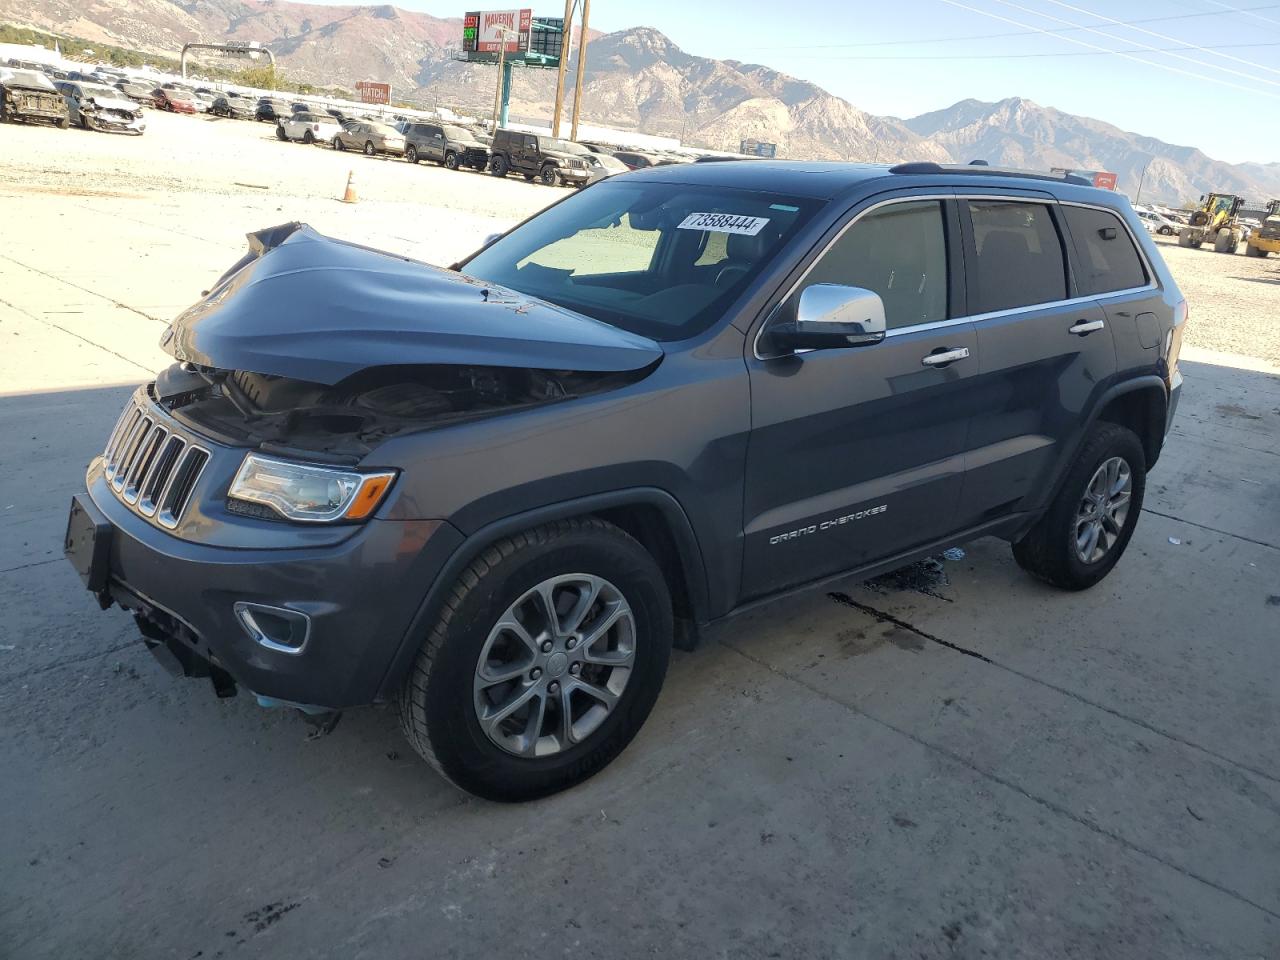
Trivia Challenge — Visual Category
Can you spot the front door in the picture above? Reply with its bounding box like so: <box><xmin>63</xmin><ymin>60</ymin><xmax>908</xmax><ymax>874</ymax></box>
<box><xmin>741</xmin><ymin>195</ymin><xmax>979</xmax><ymax>599</ymax></box>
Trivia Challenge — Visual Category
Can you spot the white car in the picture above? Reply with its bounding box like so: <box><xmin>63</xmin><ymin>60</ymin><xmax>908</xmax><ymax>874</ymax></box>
<box><xmin>1136</xmin><ymin>209</ymin><xmax>1180</xmax><ymax>236</ymax></box>
<box><xmin>277</xmin><ymin>111</ymin><xmax>341</xmax><ymax>145</ymax></box>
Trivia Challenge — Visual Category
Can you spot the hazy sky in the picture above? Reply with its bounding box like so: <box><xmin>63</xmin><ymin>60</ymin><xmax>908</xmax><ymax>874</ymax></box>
<box><xmin>324</xmin><ymin>0</ymin><xmax>1280</xmax><ymax>164</ymax></box>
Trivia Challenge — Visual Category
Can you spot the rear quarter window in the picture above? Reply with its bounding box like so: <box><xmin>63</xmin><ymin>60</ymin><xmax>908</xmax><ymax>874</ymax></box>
<box><xmin>1063</xmin><ymin>206</ymin><xmax>1149</xmax><ymax>295</ymax></box>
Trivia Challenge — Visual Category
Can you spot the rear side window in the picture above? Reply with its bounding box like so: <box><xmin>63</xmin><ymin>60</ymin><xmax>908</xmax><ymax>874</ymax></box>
<box><xmin>1062</xmin><ymin>206</ymin><xmax>1148</xmax><ymax>295</ymax></box>
<box><xmin>966</xmin><ymin>201</ymin><xmax>1067</xmax><ymax>314</ymax></box>
<box><xmin>801</xmin><ymin>199</ymin><xmax>949</xmax><ymax>330</ymax></box>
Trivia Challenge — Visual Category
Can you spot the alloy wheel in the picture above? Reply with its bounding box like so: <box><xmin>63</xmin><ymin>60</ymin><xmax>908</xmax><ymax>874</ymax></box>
<box><xmin>1075</xmin><ymin>456</ymin><xmax>1132</xmax><ymax>564</ymax></box>
<box><xmin>473</xmin><ymin>573</ymin><xmax>636</xmax><ymax>758</ymax></box>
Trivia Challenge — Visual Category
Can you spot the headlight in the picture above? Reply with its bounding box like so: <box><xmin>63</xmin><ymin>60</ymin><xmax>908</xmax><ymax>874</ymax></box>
<box><xmin>228</xmin><ymin>453</ymin><xmax>396</xmax><ymax>523</ymax></box>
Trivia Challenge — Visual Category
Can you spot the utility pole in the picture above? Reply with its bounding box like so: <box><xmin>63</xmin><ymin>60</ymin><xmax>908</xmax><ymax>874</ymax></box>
<box><xmin>1135</xmin><ymin>159</ymin><xmax>1151</xmax><ymax>205</ymax></box>
<box><xmin>569</xmin><ymin>0</ymin><xmax>591</xmax><ymax>141</ymax></box>
<box><xmin>551</xmin><ymin>0</ymin><xmax>575</xmax><ymax>138</ymax></box>
<box><xmin>490</xmin><ymin>27</ymin><xmax>513</xmax><ymax>133</ymax></box>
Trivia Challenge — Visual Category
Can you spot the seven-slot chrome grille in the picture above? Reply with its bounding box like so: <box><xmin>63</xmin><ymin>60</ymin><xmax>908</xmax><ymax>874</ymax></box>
<box><xmin>101</xmin><ymin>398</ymin><xmax>210</xmax><ymax>529</ymax></box>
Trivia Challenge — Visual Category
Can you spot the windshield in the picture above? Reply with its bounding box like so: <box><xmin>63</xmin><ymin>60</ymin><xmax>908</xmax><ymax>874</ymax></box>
<box><xmin>541</xmin><ymin>137</ymin><xmax>590</xmax><ymax>155</ymax></box>
<box><xmin>443</xmin><ymin>125</ymin><xmax>472</xmax><ymax>140</ymax></box>
<box><xmin>82</xmin><ymin>85</ymin><xmax>119</xmax><ymax>99</ymax></box>
<box><xmin>463</xmin><ymin>181</ymin><xmax>819</xmax><ymax>341</ymax></box>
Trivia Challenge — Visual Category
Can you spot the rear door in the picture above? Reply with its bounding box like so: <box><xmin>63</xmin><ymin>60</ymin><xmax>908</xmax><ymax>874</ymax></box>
<box><xmin>741</xmin><ymin>193</ymin><xmax>980</xmax><ymax>599</ymax></box>
<box><xmin>954</xmin><ymin>194</ymin><xmax>1117</xmax><ymax>524</ymax></box>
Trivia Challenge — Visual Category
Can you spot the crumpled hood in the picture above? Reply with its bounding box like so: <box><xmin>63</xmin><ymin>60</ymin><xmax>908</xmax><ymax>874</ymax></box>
<box><xmin>161</xmin><ymin>223</ymin><xmax>663</xmax><ymax>385</ymax></box>
<box><xmin>85</xmin><ymin>95</ymin><xmax>140</xmax><ymax>113</ymax></box>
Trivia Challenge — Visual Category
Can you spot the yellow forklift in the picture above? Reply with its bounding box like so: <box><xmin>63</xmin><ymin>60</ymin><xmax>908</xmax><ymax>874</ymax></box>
<box><xmin>1178</xmin><ymin>193</ymin><xmax>1245</xmax><ymax>253</ymax></box>
<box><xmin>1244</xmin><ymin>199</ymin><xmax>1280</xmax><ymax>258</ymax></box>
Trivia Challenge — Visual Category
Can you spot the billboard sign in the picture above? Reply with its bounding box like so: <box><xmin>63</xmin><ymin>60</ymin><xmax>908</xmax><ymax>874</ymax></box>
<box><xmin>1051</xmin><ymin>167</ymin><xmax>1118</xmax><ymax>190</ymax></box>
<box><xmin>356</xmin><ymin>80</ymin><xmax>391</xmax><ymax>104</ymax></box>
<box><xmin>464</xmin><ymin>9</ymin><xmax>532</xmax><ymax>54</ymax></box>
<box><xmin>740</xmin><ymin>139</ymin><xmax>778</xmax><ymax>158</ymax></box>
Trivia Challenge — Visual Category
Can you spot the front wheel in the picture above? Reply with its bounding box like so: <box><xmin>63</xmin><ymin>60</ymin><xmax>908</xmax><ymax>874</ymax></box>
<box><xmin>539</xmin><ymin>163</ymin><xmax>559</xmax><ymax>186</ymax></box>
<box><xmin>444</xmin><ymin>151</ymin><xmax>459</xmax><ymax>170</ymax></box>
<box><xmin>398</xmin><ymin>518</ymin><xmax>673</xmax><ymax>801</ymax></box>
<box><xmin>303</xmin><ymin>130</ymin><xmax>314</xmax><ymax>145</ymax></box>
<box><xmin>406</xmin><ymin>145</ymin><xmax>418</xmax><ymax>163</ymax></box>
<box><xmin>333</xmin><ymin>136</ymin><xmax>344</xmax><ymax>151</ymax></box>
<box><xmin>1213</xmin><ymin>229</ymin><xmax>1237</xmax><ymax>253</ymax></box>
<box><xmin>276</xmin><ymin>124</ymin><xmax>287</xmax><ymax>141</ymax></box>
<box><xmin>1012</xmin><ymin>422</ymin><xmax>1146</xmax><ymax>590</ymax></box>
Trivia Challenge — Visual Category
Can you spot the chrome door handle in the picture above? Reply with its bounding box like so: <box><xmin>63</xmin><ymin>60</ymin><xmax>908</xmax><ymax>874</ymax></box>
<box><xmin>1069</xmin><ymin>319</ymin><xmax>1106</xmax><ymax>335</ymax></box>
<box><xmin>921</xmin><ymin>347</ymin><xmax>970</xmax><ymax>367</ymax></box>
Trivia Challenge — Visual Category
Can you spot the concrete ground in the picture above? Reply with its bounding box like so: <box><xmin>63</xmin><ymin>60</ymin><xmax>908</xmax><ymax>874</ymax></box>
<box><xmin>1</xmin><ymin>112</ymin><xmax>1279</xmax><ymax>960</ymax></box>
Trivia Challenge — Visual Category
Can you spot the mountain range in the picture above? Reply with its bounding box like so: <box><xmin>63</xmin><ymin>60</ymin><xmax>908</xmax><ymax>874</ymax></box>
<box><xmin>4</xmin><ymin>0</ymin><xmax>1279</xmax><ymax>203</ymax></box>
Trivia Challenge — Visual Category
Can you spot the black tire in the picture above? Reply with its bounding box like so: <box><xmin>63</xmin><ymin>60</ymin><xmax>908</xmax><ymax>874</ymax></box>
<box><xmin>1012</xmin><ymin>422</ymin><xmax>1146</xmax><ymax>590</ymax></box>
<box><xmin>398</xmin><ymin>518</ymin><xmax>673</xmax><ymax>802</ymax></box>
<box><xmin>406</xmin><ymin>145</ymin><xmax>418</xmax><ymax>163</ymax></box>
<box><xmin>1213</xmin><ymin>229</ymin><xmax>1236</xmax><ymax>253</ymax></box>
<box><xmin>1244</xmin><ymin>242</ymin><xmax>1266</xmax><ymax>258</ymax></box>
<box><xmin>363</xmin><ymin>140</ymin><xmax>375</xmax><ymax>156</ymax></box>
<box><xmin>444</xmin><ymin>151</ymin><xmax>459</xmax><ymax>170</ymax></box>
<box><xmin>275</xmin><ymin>124</ymin><xmax>287</xmax><ymax>141</ymax></box>
<box><xmin>490</xmin><ymin>153</ymin><xmax>509</xmax><ymax>177</ymax></box>
<box><xmin>55</xmin><ymin>115</ymin><xmax>68</xmax><ymax>129</ymax></box>
<box><xmin>539</xmin><ymin>163</ymin><xmax>559</xmax><ymax>186</ymax></box>
<box><xmin>333</xmin><ymin>136</ymin><xmax>344</xmax><ymax>151</ymax></box>
<box><xmin>303</xmin><ymin>130</ymin><xmax>314</xmax><ymax>145</ymax></box>
<box><xmin>1159</xmin><ymin>226</ymin><xmax>1173</xmax><ymax>236</ymax></box>
<box><xmin>1177</xmin><ymin>228</ymin><xmax>1198</xmax><ymax>248</ymax></box>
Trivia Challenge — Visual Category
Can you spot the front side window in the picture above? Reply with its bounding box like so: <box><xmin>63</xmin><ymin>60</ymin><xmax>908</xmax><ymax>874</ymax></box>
<box><xmin>1062</xmin><ymin>206</ymin><xmax>1148</xmax><ymax>295</ymax></box>
<box><xmin>797</xmin><ymin>200</ymin><xmax>949</xmax><ymax>330</ymax></box>
<box><xmin>464</xmin><ymin>181</ymin><xmax>819</xmax><ymax>341</ymax></box>
<box><xmin>967</xmin><ymin>200</ymin><xmax>1067</xmax><ymax>314</ymax></box>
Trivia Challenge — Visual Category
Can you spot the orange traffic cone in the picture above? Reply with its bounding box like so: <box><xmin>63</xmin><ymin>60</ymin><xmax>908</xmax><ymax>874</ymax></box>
<box><xmin>341</xmin><ymin>170</ymin><xmax>358</xmax><ymax>204</ymax></box>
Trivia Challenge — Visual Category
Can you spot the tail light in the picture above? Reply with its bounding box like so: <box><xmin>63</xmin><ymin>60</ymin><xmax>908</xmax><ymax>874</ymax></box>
<box><xmin>1166</xmin><ymin>299</ymin><xmax>1186</xmax><ymax>368</ymax></box>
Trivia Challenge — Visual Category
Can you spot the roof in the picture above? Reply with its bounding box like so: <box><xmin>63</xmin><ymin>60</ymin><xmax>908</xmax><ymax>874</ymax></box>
<box><xmin>624</xmin><ymin>160</ymin><xmax>897</xmax><ymax>199</ymax></box>
<box><xmin>623</xmin><ymin>157</ymin><xmax>1132</xmax><ymax>207</ymax></box>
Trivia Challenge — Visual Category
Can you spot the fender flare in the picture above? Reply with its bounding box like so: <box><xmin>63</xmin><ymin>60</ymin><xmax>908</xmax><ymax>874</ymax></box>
<box><xmin>1029</xmin><ymin>375</ymin><xmax>1169</xmax><ymax>524</ymax></box>
<box><xmin>374</xmin><ymin>487</ymin><xmax>709</xmax><ymax>701</ymax></box>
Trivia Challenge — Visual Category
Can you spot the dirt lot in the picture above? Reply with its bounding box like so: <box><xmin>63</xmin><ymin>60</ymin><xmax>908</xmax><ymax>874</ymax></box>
<box><xmin>2</xmin><ymin>110</ymin><xmax>1279</xmax><ymax>960</ymax></box>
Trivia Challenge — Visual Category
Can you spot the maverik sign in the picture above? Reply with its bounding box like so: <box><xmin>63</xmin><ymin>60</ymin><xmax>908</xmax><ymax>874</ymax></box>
<box><xmin>464</xmin><ymin>9</ymin><xmax>533</xmax><ymax>54</ymax></box>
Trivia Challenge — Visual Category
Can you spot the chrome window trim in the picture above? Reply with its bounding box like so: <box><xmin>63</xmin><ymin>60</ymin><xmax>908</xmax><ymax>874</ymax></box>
<box><xmin>754</xmin><ymin>192</ymin><xmax>1159</xmax><ymax>359</ymax></box>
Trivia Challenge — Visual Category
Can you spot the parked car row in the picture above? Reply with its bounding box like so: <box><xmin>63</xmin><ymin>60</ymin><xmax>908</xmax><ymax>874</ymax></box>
<box><xmin>0</xmin><ymin>68</ymin><xmax>146</xmax><ymax>135</ymax></box>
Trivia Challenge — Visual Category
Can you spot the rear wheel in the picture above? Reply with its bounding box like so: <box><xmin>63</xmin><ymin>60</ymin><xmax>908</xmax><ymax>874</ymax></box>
<box><xmin>363</xmin><ymin>140</ymin><xmax>375</xmax><ymax>156</ymax></box>
<box><xmin>490</xmin><ymin>153</ymin><xmax>509</xmax><ymax>177</ymax></box>
<box><xmin>1012</xmin><ymin>422</ymin><xmax>1146</xmax><ymax>590</ymax></box>
<box><xmin>444</xmin><ymin>151</ymin><xmax>459</xmax><ymax>170</ymax></box>
<box><xmin>333</xmin><ymin>136</ymin><xmax>345</xmax><ymax>151</ymax></box>
<box><xmin>1213</xmin><ymin>229</ymin><xmax>1237</xmax><ymax>253</ymax></box>
<box><xmin>406</xmin><ymin>145</ymin><xmax>419</xmax><ymax>163</ymax></box>
<box><xmin>398</xmin><ymin>518</ymin><xmax>673</xmax><ymax>801</ymax></box>
<box><xmin>303</xmin><ymin>130</ymin><xmax>314</xmax><ymax>145</ymax></box>
<box><xmin>1177</xmin><ymin>228</ymin><xmax>1199</xmax><ymax>248</ymax></box>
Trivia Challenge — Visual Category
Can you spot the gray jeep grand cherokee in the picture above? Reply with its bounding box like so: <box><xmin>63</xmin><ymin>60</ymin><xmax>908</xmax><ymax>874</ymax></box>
<box><xmin>65</xmin><ymin>161</ymin><xmax>1185</xmax><ymax>801</ymax></box>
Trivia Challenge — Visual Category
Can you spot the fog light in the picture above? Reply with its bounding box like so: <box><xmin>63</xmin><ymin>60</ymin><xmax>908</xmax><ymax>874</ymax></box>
<box><xmin>234</xmin><ymin>602</ymin><xmax>310</xmax><ymax>654</ymax></box>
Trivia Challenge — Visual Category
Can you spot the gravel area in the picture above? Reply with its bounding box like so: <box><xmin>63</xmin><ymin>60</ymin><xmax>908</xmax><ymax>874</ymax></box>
<box><xmin>1151</xmin><ymin>235</ymin><xmax>1280</xmax><ymax>366</ymax></box>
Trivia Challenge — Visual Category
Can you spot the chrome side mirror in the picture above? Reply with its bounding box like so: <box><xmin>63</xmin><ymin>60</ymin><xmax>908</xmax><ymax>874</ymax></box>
<box><xmin>766</xmin><ymin>284</ymin><xmax>887</xmax><ymax>353</ymax></box>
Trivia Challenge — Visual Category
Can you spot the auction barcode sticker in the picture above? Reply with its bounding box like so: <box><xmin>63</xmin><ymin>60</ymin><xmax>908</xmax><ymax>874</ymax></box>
<box><xmin>677</xmin><ymin>212</ymin><xmax>770</xmax><ymax>236</ymax></box>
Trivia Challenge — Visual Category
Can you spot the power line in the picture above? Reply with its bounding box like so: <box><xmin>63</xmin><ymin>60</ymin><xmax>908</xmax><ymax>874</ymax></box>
<box><xmin>986</xmin><ymin>0</ymin><xmax>1280</xmax><ymax>86</ymax></box>
<box><xmin>935</xmin><ymin>0</ymin><xmax>1280</xmax><ymax>99</ymax></box>
<box><xmin>1204</xmin><ymin>0</ymin><xmax>1280</xmax><ymax>30</ymax></box>
<box><xmin>806</xmin><ymin>40</ymin><xmax>1280</xmax><ymax>60</ymax></box>
<box><xmin>1037</xmin><ymin>0</ymin><xmax>1280</xmax><ymax>76</ymax></box>
<box><xmin>745</xmin><ymin>2</ymin><xmax>1280</xmax><ymax>50</ymax></box>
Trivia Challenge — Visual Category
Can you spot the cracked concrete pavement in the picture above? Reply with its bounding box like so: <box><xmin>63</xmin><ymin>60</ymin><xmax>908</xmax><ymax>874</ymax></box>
<box><xmin>1</xmin><ymin>111</ymin><xmax>1279</xmax><ymax>959</ymax></box>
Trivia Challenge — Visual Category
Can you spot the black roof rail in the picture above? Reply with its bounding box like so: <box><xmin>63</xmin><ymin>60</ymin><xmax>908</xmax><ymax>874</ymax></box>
<box><xmin>889</xmin><ymin>161</ymin><xmax>1091</xmax><ymax>186</ymax></box>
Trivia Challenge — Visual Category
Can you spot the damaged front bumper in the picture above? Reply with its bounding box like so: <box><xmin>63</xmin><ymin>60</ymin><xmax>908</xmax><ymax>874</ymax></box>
<box><xmin>68</xmin><ymin>453</ymin><xmax>463</xmax><ymax>709</ymax></box>
<box><xmin>84</xmin><ymin>110</ymin><xmax>146</xmax><ymax>134</ymax></box>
